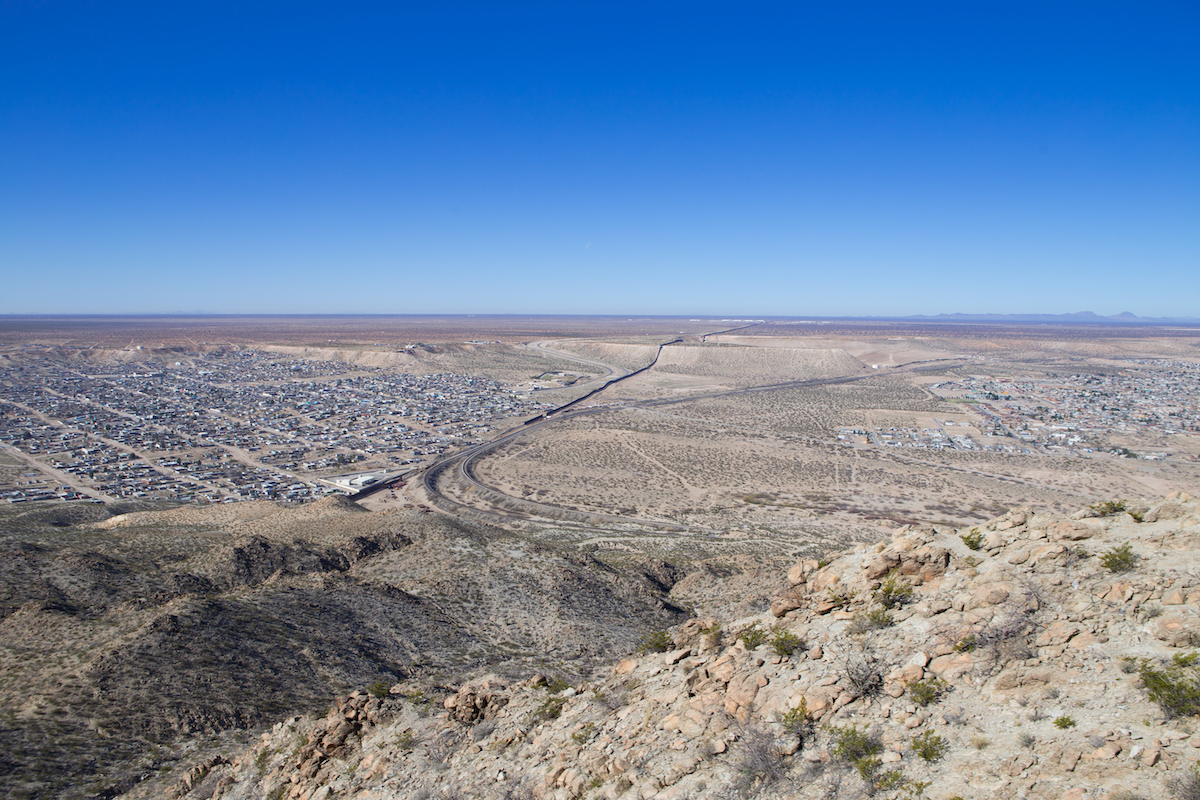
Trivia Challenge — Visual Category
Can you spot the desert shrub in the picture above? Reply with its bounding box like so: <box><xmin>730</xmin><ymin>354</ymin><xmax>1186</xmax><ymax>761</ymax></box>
<box><xmin>827</xmin><ymin>588</ymin><xmax>856</xmax><ymax>609</ymax></box>
<box><xmin>873</xmin><ymin>573</ymin><xmax>914</xmax><ymax>610</ymax></box>
<box><xmin>974</xmin><ymin>606</ymin><xmax>1037</xmax><ymax>674</ymax></box>
<box><xmin>735</xmin><ymin>722</ymin><xmax>786</xmax><ymax>788</ymax></box>
<box><xmin>828</xmin><ymin>724</ymin><xmax>882</xmax><ymax>763</ymax></box>
<box><xmin>700</xmin><ymin>622</ymin><xmax>722</xmax><ymax>646</ymax></box>
<box><xmin>848</xmin><ymin>607</ymin><xmax>894</xmax><ymax>635</ymax></box>
<box><xmin>876</xmin><ymin>768</ymin><xmax>905</xmax><ymax>789</ymax></box>
<box><xmin>827</xmin><ymin>724</ymin><xmax>886</xmax><ymax>791</ymax></box>
<box><xmin>908</xmin><ymin>677</ymin><xmax>950</xmax><ymax>706</ymax></box>
<box><xmin>903</xmin><ymin>781</ymin><xmax>932</xmax><ymax>799</ymax></box>
<box><xmin>960</xmin><ymin>529</ymin><xmax>984</xmax><ymax>550</ymax></box>
<box><xmin>395</xmin><ymin>729</ymin><xmax>418</xmax><ymax>750</ymax></box>
<box><xmin>637</xmin><ymin>629</ymin><xmax>674</xmax><ymax>653</ymax></box>
<box><xmin>571</xmin><ymin>723</ymin><xmax>595</xmax><ymax>744</ymax></box>
<box><xmin>770</xmin><ymin>626</ymin><xmax>804</xmax><ymax>657</ymax></box>
<box><xmin>534</xmin><ymin>696</ymin><xmax>567</xmax><ymax>721</ymax></box>
<box><xmin>367</xmin><ymin>679</ymin><xmax>392</xmax><ymax>698</ymax></box>
<box><xmin>970</xmin><ymin>735</ymin><xmax>991</xmax><ymax>749</ymax></box>
<box><xmin>543</xmin><ymin>675</ymin><xmax>570</xmax><ymax>693</ymax></box>
<box><xmin>1140</xmin><ymin>653</ymin><xmax>1200</xmax><ymax>719</ymax></box>
<box><xmin>1100</xmin><ymin>542</ymin><xmax>1137</xmax><ymax>573</ymax></box>
<box><xmin>739</xmin><ymin>622</ymin><xmax>769</xmax><ymax>649</ymax></box>
<box><xmin>1019</xmin><ymin>732</ymin><xmax>1036</xmax><ymax>748</ymax></box>
<box><xmin>952</xmin><ymin>634</ymin><xmax>977</xmax><ymax>653</ymax></box>
<box><xmin>1169</xmin><ymin>763</ymin><xmax>1200</xmax><ymax>800</ymax></box>
<box><xmin>1091</xmin><ymin>499</ymin><xmax>1128</xmax><ymax>516</ymax></box>
<box><xmin>841</xmin><ymin>648</ymin><xmax>885</xmax><ymax>697</ymax></box>
<box><xmin>1053</xmin><ymin>716</ymin><xmax>1076</xmax><ymax>729</ymax></box>
<box><xmin>854</xmin><ymin>755</ymin><xmax>881</xmax><ymax>783</ymax></box>
<box><xmin>911</xmin><ymin>729</ymin><xmax>947</xmax><ymax>762</ymax></box>
<box><xmin>779</xmin><ymin>698</ymin><xmax>812</xmax><ymax>742</ymax></box>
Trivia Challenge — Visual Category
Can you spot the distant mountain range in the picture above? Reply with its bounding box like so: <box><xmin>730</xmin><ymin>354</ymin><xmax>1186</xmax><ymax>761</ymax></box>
<box><xmin>899</xmin><ymin>311</ymin><xmax>1200</xmax><ymax>325</ymax></box>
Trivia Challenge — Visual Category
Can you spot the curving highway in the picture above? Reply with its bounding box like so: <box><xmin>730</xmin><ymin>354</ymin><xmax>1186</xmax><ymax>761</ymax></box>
<box><xmin>412</xmin><ymin>344</ymin><xmax>966</xmax><ymax>528</ymax></box>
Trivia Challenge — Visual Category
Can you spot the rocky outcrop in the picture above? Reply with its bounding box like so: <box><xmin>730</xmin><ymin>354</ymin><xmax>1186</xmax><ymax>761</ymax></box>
<box><xmin>127</xmin><ymin>492</ymin><xmax>1200</xmax><ymax>800</ymax></box>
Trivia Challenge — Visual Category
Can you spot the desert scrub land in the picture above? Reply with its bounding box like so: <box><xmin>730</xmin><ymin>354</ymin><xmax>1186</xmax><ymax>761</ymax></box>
<box><xmin>0</xmin><ymin>498</ymin><xmax>689</xmax><ymax>800</ymax></box>
<box><xmin>119</xmin><ymin>493</ymin><xmax>1200</xmax><ymax>800</ymax></box>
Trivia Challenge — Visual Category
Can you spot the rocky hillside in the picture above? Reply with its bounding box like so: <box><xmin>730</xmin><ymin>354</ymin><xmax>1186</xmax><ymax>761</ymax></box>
<box><xmin>0</xmin><ymin>498</ymin><xmax>688</xmax><ymax>800</ymax></box>
<box><xmin>126</xmin><ymin>492</ymin><xmax>1200</xmax><ymax>800</ymax></box>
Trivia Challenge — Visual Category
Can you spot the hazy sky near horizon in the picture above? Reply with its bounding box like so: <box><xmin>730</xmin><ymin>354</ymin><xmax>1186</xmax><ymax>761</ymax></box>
<box><xmin>2</xmin><ymin>2</ymin><xmax>1197</xmax><ymax>317</ymax></box>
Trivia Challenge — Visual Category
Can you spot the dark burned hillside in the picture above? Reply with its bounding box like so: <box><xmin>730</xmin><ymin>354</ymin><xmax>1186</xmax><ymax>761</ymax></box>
<box><xmin>0</xmin><ymin>499</ymin><xmax>687</xmax><ymax>800</ymax></box>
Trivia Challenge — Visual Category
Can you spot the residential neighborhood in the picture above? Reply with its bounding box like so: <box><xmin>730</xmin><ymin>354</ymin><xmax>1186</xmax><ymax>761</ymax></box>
<box><xmin>0</xmin><ymin>351</ymin><xmax>550</xmax><ymax>503</ymax></box>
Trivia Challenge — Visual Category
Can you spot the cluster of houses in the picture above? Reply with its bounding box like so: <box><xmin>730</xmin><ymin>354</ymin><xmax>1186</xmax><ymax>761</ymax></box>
<box><xmin>0</xmin><ymin>350</ymin><xmax>549</xmax><ymax>504</ymax></box>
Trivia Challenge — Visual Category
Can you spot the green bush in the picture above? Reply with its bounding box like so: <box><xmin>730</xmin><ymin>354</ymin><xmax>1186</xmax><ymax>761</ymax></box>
<box><xmin>909</xmin><ymin>677</ymin><xmax>950</xmax><ymax>706</ymax></box>
<box><xmin>827</xmin><ymin>588</ymin><xmax>855</xmax><ymax>609</ymax></box>
<box><xmin>952</xmin><ymin>634</ymin><xmax>977</xmax><ymax>653</ymax></box>
<box><xmin>854</xmin><ymin>755</ymin><xmax>881</xmax><ymax>783</ymax></box>
<box><xmin>1140</xmin><ymin>653</ymin><xmax>1200</xmax><ymax>719</ymax></box>
<box><xmin>534</xmin><ymin>696</ymin><xmax>568</xmax><ymax>721</ymax></box>
<box><xmin>1091</xmin><ymin>499</ymin><xmax>1128</xmax><ymax>516</ymax></box>
<box><xmin>571</xmin><ymin>723</ymin><xmax>596</xmax><ymax>744</ymax></box>
<box><xmin>848</xmin><ymin>607</ymin><xmax>894</xmax><ymax>635</ymax></box>
<box><xmin>828</xmin><ymin>724</ymin><xmax>882</xmax><ymax>763</ymax></box>
<box><xmin>1100</xmin><ymin>542</ymin><xmax>1137</xmax><ymax>573</ymax></box>
<box><xmin>779</xmin><ymin>698</ymin><xmax>812</xmax><ymax>740</ymax></box>
<box><xmin>366</xmin><ymin>679</ymin><xmax>392</xmax><ymax>698</ymax></box>
<box><xmin>911</xmin><ymin>729</ymin><xmax>947</xmax><ymax>762</ymax></box>
<box><xmin>739</xmin><ymin>622</ymin><xmax>769</xmax><ymax>649</ymax></box>
<box><xmin>876</xmin><ymin>768</ymin><xmax>906</xmax><ymax>789</ymax></box>
<box><xmin>637</xmin><ymin>630</ymin><xmax>674</xmax><ymax>653</ymax></box>
<box><xmin>543</xmin><ymin>675</ymin><xmax>570</xmax><ymax>693</ymax></box>
<box><xmin>873</xmin><ymin>573</ymin><xmax>914</xmax><ymax>610</ymax></box>
<box><xmin>770</xmin><ymin>627</ymin><xmax>804</xmax><ymax>657</ymax></box>
<box><xmin>960</xmin><ymin>529</ymin><xmax>984</xmax><ymax>550</ymax></box>
<box><xmin>1053</xmin><ymin>716</ymin><xmax>1076</xmax><ymax>729</ymax></box>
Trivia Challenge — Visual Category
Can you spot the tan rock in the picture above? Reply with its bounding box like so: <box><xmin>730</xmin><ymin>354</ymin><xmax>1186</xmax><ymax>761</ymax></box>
<box><xmin>1069</xmin><ymin>632</ymin><xmax>1100</xmax><ymax>649</ymax></box>
<box><xmin>665</xmin><ymin>648</ymin><xmax>691</xmax><ymax>665</ymax></box>
<box><xmin>1163</xmin><ymin>587</ymin><xmax>1189</xmax><ymax>606</ymax></box>
<box><xmin>1007</xmin><ymin>548</ymin><xmax>1031</xmax><ymax>565</ymax></box>
<box><xmin>968</xmin><ymin>583</ymin><xmax>1011</xmax><ymax>609</ymax></box>
<box><xmin>927</xmin><ymin>652</ymin><xmax>974</xmax><ymax>680</ymax></box>
<box><xmin>1155</xmin><ymin>615</ymin><xmax>1200</xmax><ymax>646</ymax></box>
<box><xmin>724</xmin><ymin>674</ymin><xmax>760</xmax><ymax>711</ymax></box>
<box><xmin>1103</xmin><ymin>582</ymin><xmax>1136</xmax><ymax>603</ymax></box>
<box><xmin>1050</xmin><ymin>521</ymin><xmax>1095</xmax><ymax>541</ymax></box>
<box><xmin>787</xmin><ymin>559</ymin><xmax>820</xmax><ymax>586</ymax></box>
<box><xmin>864</xmin><ymin>554</ymin><xmax>901</xmax><ymax>580</ymax></box>
<box><xmin>771</xmin><ymin>590</ymin><xmax>804</xmax><ymax>618</ymax></box>
<box><xmin>1036</xmin><ymin>622</ymin><xmax>1081</xmax><ymax>648</ymax></box>
<box><xmin>809</xmin><ymin>570</ymin><xmax>840</xmax><ymax>592</ymax></box>
<box><xmin>885</xmin><ymin>663</ymin><xmax>924</xmax><ymax>687</ymax></box>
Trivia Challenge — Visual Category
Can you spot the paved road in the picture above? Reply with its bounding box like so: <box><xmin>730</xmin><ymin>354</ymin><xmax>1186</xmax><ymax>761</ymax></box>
<box><xmin>415</xmin><ymin>351</ymin><xmax>918</xmax><ymax>526</ymax></box>
<box><xmin>524</xmin><ymin>339</ymin><xmax>629</xmax><ymax>392</ymax></box>
<box><xmin>413</xmin><ymin>351</ymin><xmax>1091</xmax><ymax>528</ymax></box>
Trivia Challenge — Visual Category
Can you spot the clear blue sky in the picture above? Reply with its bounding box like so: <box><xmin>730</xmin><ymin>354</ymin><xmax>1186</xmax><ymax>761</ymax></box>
<box><xmin>2</xmin><ymin>2</ymin><xmax>1197</xmax><ymax>317</ymax></box>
